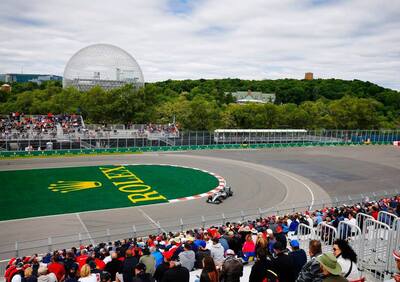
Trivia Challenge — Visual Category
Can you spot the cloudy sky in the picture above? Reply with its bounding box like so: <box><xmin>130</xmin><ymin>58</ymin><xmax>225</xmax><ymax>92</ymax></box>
<box><xmin>1</xmin><ymin>0</ymin><xmax>399</xmax><ymax>89</ymax></box>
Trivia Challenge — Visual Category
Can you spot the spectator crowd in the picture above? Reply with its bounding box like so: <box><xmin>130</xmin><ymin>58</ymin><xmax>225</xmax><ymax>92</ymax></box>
<box><xmin>0</xmin><ymin>113</ymin><xmax>83</xmax><ymax>140</ymax></box>
<box><xmin>4</xmin><ymin>195</ymin><xmax>400</xmax><ymax>282</ymax></box>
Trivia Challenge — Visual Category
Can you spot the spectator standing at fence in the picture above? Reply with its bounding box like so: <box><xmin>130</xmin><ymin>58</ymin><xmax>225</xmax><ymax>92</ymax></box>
<box><xmin>317</xmin><ymin>253</ymin><xmax>348</xmax><ymax>282</ymax></box>
<box><xmin>296</xmin><ymin>240</ymin><xmax>323</xmax><ymax>282</ymax></box>
<box><xmin>332</xmin><ymin>239</ymin><xmax>361</xmax><ymax>280</ymax></box>
<box><xmin>219</xmin><ymin>249</ymin><xmax>243</xmax><ymax>282</ymax></box>
<box><xmin>289</xmin><ymin>239</ymin><xmax>307</xmax><ymax>279</ymax></box>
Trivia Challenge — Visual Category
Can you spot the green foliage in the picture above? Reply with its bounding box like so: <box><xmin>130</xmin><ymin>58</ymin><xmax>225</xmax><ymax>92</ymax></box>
<box><xmin>0</xmin><ymin>79</ymin><xmax>398</xmax><ymax>130</ymax></box>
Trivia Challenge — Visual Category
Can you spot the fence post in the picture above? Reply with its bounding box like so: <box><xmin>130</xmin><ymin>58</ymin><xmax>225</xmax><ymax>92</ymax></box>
<box><xmin>107</xmin><ymin>229</ymin><xmax>111</xmax><ymax>242</ymax></box>
<box><xmin>78</xmin><ymin>233</ymin><xmax>82</xmax><ymax>245</ymax></box>
<box><xmin>132</xmin><ymin>225</ymin><xmax>137</xmax><ymax>238</ymax></box>
<box><xmin>258</xmin><ymin>208</ymin><xmax>263</xmax><ymax>218</ymax></box>
<box><xmin>201</xmin><ymin>216</ymin><xmax>206</xmax><ymax>229</ymax></box>
<box><xmin>48</xmin><ymin>237</ymin><xmax>52</xmax><ymax>252</ymax></box>
<box><xmin>241</xmin><ymin>211</ymin><xmax>245</xmax><ymax>222</ymax></box>
<box><xmin>15</xmin><ymin>241</ymin><xmax>19</xmax><ymax>257</ymax></box>
<box><xmin>180</xmin><ymin>218</ymin><xmax>184</xmax><ymax>232</ymax></box>
<box><xmin>222</xmin><ymin>213</ymin><xmax>226</xmax><ymax>225</ymax></box>
<box><xmin>157</xmin><ymin>221</ymin><xmax>161</xmax><ymax>234</ymax></box>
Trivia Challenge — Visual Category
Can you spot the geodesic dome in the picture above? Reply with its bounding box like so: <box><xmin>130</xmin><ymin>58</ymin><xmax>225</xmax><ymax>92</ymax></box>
<box><xmin>63</xmin><ymin>44</ymin><xmax>144</xmax><ymax>91</ymax></box>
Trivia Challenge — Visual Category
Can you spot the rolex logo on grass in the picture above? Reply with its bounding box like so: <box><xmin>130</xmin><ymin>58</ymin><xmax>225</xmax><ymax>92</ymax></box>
<box><xmin>49</xmin><ymin>181</ymin><xmax>102</xmax><ymax>193</ymax></box>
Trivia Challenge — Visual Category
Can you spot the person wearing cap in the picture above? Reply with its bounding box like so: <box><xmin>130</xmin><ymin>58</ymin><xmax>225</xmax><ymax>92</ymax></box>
<box><xmin>296</xmin><ymin>240</ymin><xmax>324</xmax><ymax>282</ymax></box>
<box><xmin>317</xmin><ymin>253</ymin><xmax>348</xmax><ymax>282</ymax></box>
<box><xmin>131</xmin><ymin>263</ymin><xmax>154</xmax><ymax>282</ymax></box>
<box><xmin>220</xmin><ymin>249</ymin><xmax>243</xmax><ymax>282</ymax></box>
<box><xmin>289</xmin><ymin>239</ymin><xmax>307</xmax><ymax>279</ymax></box>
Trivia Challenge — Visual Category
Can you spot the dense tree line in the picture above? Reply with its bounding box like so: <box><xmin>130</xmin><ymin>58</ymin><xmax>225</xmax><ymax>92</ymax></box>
<box><xmin>0</xmin><ymin>78</ymin><xmax>399</xmax><ymax>130</ymax></box>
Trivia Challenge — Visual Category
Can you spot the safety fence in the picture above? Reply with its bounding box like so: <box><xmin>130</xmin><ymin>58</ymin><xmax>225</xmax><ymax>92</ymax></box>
<box><xmin>0</xmin><ymin>188</ymin><xmax>398</xmax><ymax>280</ymax></box>
<box><xmin>0</xmin><ymin>140</ymin><xmax>397</xmax><ymax>158</ymax></box>
<box><xmin>297</xmin><ymin>211</ymin><xmax>400</xmax><ymax>281</ymax></box>
<box><xmin>1</xmin><ymin>129</ymin><xmax>399</xmax><ymax>157</ymax></box>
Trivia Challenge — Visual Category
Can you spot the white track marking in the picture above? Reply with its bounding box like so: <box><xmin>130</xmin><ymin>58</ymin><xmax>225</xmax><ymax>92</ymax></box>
<box><xmin>75</xmin><ymin>213</ymin><xmax>95</xmax><ymax>246</ymax></box>
<box><xmin>136</xmin><ymin>207</ymin><xmax>166</xmax><ymax>233</ymax></box>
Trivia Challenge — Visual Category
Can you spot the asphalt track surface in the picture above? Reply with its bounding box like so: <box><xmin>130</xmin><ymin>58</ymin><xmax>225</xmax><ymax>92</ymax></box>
<box><xmin>0</xmin><ymin>145</ymin><xmax>399</xmax><ymax>258</ymax></box>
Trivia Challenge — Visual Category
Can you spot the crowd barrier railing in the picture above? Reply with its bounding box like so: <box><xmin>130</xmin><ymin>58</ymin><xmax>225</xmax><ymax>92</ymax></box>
<box><xmin>1</xmin><ymin>129</ymin><xmax>399</xmax><ymax>157</ymax></box>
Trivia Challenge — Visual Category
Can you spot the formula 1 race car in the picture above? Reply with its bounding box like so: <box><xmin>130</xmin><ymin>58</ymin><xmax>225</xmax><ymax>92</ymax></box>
<box><xmin>206</xmin><ymin>186</ymin><xmax>233</xmax><ymax>204</ymax></box>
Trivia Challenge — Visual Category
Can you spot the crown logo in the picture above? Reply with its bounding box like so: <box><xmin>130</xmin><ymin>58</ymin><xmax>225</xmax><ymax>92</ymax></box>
<box><xmin>49</xmin><ymin>181</ymin><xmax>102</xmax><ymax>193</ymax></box>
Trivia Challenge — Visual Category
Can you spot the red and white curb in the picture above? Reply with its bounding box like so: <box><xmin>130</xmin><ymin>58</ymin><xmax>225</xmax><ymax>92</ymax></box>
<box><xmin>121</xmin><ymin>164</ymin><xmax>226</xmax><ymax>203</ymax></box>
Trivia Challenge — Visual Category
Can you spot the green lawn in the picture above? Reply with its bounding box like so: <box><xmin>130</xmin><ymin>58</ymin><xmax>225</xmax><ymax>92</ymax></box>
<box><xmin>0</xmin><ymin>165</ymin><xmax>219</xmax><ymax>221</ymax></box>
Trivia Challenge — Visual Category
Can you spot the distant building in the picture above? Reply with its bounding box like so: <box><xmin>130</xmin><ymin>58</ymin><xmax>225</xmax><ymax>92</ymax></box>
<box><xmin>0</xmin><ymin>73</ymin><xmax>62</xmax><ymax>84</ymax></box>
<box><xmin>304</xmin><ymin>72</ymin><xmax>313</xmax><ymax>80</ymax></box>
<box><xmin>229</xmin><ymin>90</ymin><xmax>276</xmax><ymax>104</ymax></box>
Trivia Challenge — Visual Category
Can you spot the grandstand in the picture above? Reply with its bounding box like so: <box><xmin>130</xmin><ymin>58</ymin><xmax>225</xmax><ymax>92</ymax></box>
<box><xmin>1</xmin><ymin>115</ymin><xmax>400</xmax><ymax>152</ymax></box>
<box><xmin>1</xmin><ymin>191</ymin><xmax>399</xmax><ymax>281</ymax></box>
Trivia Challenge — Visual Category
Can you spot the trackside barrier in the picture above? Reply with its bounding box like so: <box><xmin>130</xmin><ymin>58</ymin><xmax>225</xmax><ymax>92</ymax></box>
<box><xmin>337</xmin><ymin>221</ymin><xmax>363</xmax><ymax>258</ymax></box>
<box><xmin>377</xmin><ymin>211</ymin><xmax>398</xmax><ymax>229</ymax></box>
<box><xmin>0</xmin><ymin>140</ymin><xmax>395</xmax><ymax>158</ymax></box>
<box><xmin>356</xmin><ymin>212</ymin><xmax>374</xmax><ymax>234</ymax></box>
<box><xmin>387</xmin><ymin>218</ymin><xmax>400</xmax><ymax>277</ymax></box>
<box><xmin>296</xmin><ymin>223</ymin><xmax>316</xmax><ymax>255</ymax></box>
<box><xmin>360</xmin><ymin>219</ymin><xmax>392</xmax><ymax>281</ymax></box>
<box><xmin>315</xmin><ymin>222</ymin><xmax>337</xmax><ymax>253</ymax></box>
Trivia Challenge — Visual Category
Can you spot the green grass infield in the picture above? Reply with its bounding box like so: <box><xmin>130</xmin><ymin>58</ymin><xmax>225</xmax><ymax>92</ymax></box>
<box><xmin>0</xmin><ymin>164</ymin><xmax>219</xmax><ymax>221</ymax></box>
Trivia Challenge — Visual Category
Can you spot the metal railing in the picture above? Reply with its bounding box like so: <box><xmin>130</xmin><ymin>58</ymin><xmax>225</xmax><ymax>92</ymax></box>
<box><xmin>297</xmin><ymin>212</ymin><xmax>400</xmax><ymax>281</ymax></box>
<box><xmin>1</xmin><ymin>129</ymin><xmax>399</xmax><ymax>151</ymax></box>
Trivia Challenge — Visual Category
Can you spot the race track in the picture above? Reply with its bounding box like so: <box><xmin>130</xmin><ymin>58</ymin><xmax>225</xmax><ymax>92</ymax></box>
<box><xmin>0</xmin><ymin>145</ymin><xmax>399</xmax><ymax>259</ymax></box>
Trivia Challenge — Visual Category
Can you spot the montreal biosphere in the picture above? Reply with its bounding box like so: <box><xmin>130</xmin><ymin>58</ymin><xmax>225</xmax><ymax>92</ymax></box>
<box><xmin>63</xmin><ymin>43</ymin><xmax>144</xmax><ymax>91</ymax></box>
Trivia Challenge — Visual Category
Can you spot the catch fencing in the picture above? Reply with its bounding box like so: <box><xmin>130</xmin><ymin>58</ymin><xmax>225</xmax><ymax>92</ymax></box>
<box><xmin>1</xmin><ymin>129</ymin><xmax>399</xmax><ymax>154</ymax></box>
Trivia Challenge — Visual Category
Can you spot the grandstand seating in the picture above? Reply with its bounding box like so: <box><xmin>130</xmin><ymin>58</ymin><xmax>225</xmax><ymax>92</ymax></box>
<box><xmin>2</xmin><ymin>194</ymin><xmax>399</xmax><ymax>282</ymax></box>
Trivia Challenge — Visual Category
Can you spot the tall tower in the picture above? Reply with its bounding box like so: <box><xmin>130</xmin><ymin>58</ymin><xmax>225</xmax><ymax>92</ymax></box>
<box><xmin>305</xmin><ymin>72</ymin><xmax>313</xmax><ymax>80</ymax></box>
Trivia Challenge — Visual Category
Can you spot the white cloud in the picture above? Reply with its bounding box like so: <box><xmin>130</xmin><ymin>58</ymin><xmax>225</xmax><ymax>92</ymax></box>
<box><xmin>0</xmin><ymin>0</ymin><xmax>399</xmax><ymax>89</ymax></box>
